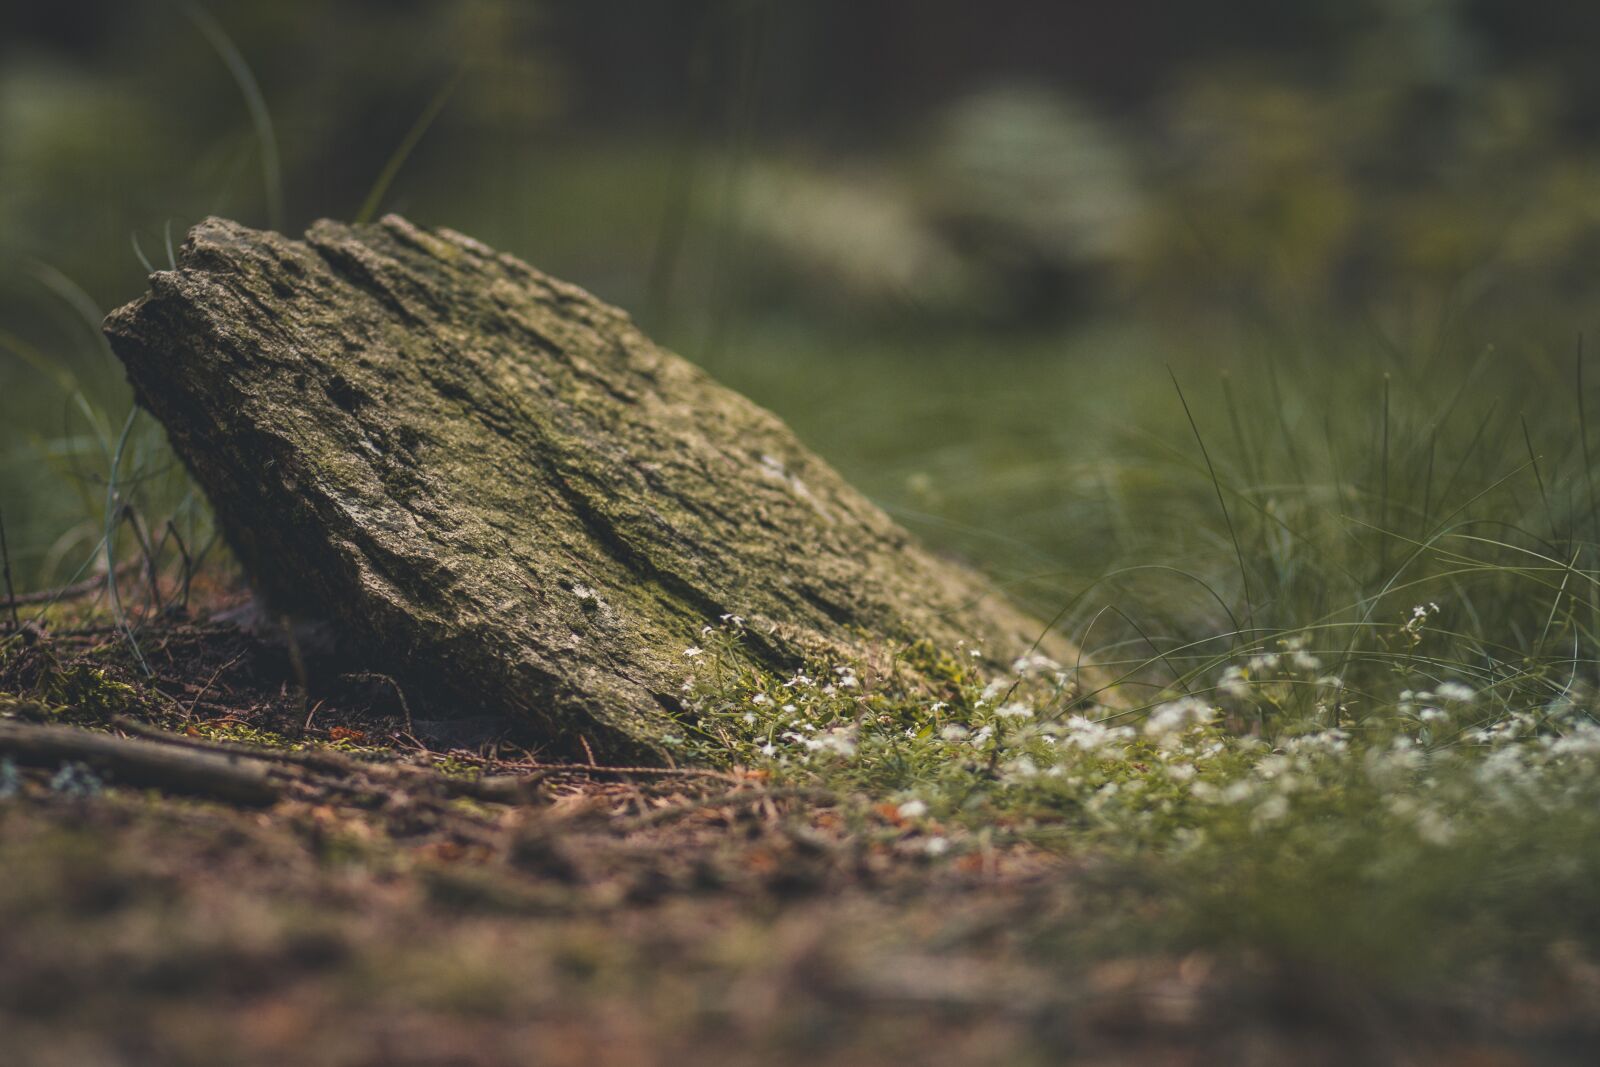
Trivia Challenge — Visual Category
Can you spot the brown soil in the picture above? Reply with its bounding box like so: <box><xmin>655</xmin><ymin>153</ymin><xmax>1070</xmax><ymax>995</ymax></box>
<box><xmin>1</xmin><ymin>581</ymin><xmax>1593</xmax><ymax>1066</ymax></box>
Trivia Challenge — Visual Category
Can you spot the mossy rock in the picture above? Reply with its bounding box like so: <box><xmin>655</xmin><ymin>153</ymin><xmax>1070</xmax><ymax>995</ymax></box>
<box><xmin>104</xmin><ymin>216</ymin><xmax>1080</xmax><ymax>759</ymax></box>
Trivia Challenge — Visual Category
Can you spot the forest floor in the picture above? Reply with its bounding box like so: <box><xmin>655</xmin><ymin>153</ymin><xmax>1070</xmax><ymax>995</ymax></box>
<box><xmin>2</xmin><ymin>583</ymin><xmax>1597</xmax><ymax>1067</ymax></box>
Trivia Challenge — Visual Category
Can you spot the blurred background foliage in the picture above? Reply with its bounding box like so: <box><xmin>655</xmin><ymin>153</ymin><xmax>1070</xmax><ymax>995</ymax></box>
<box><xmin>4</xmin><ymin>0</ymin><xmax>1600</xmax><ymax>644</ymax></box>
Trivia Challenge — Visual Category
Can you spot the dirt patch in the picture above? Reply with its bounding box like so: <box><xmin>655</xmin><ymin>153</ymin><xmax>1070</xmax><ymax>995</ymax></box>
<box><xmin>2</xmin><ymin>591</ymin><xmax>1597</xmax><ymax>1065</ymax></box>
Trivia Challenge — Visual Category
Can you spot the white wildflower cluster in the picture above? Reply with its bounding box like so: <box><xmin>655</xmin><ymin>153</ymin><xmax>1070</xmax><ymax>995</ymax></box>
<box><xmin>1061</xmin><ymin>714</ymin><xmax>1134</xmax><ymax>754</ymax></box>
<box><xmin>789</xmin><ymin>725</ymin><xmax>857</xmax><ymax>758</ymax></box>
<box><xmin>1211</xmin><ymin>633</ymin><xmax>1344</xmax><ymax>724</ymax></box>
<box><xmin>679</xmin><ymin>613</ymin><xmax>1600</xmax><ymax>860</ymax></box>
<box><xmin>1144</xmin><ymin>696</ymin><xmax>1215</xmax><ymax>746</ymax></box>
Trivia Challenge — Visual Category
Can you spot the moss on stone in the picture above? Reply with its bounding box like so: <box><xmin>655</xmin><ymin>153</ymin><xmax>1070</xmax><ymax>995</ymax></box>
<box><xmin>104</xmin><ymin>215</ymin><xmax>1081</xmax><ymax>760</ymax></box>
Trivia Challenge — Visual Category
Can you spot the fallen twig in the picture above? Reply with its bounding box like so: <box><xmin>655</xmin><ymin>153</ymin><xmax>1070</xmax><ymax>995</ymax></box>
<box><xmin>112</xmin><ymin>716</ymin><xmax>545</xmax><ymax>805</ymax></box>
<box><xmin>112</xmin><ymin>716</ymin><xmax>366</xmax><ymax>774</ymax></box>
<box><xmin>0</xmin><ymin>720</ymin><xmax>281</xmax><ymax>806</ymax></box>
<box><xmin>506</xmin><ymin>760</ymin><xmax>741</xmax><ymax>781</ymax></box>
<box><xmin>615</xmin><ymin>786</ymin><xmax>838</xmax><ymax>832</ymax></box>
<box><xmin>446</xmin><ymin>773</ymin><xmax>548</xmax><ymax>804</ymax></box>
<box><xmin>0</xmin><ymin>506</ymin><xmax>18</xmax><ymax>629</ymax></box>
<box><xmin>342</xmin><ymin>671</ymin><xmax>414</xmax><ymax>733</ymax></box>
<box><xmin>184</xmin><ymin>652</ymin><xmax>245</xmax><ymax>721</ymax></box>
<box><xmin>4</xmin><ymin>561</ymin><xmax>143</xmax><ymax>608</ymax></box>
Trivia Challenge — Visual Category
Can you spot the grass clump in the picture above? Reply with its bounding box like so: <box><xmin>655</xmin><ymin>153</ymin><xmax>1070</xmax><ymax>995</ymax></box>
<box><xmin>682</xmin><ymin>606</ymin><xmax>1600</xmax><ymax>986</ymax></box>
<box><xmin>675</xmin><ymin>324</ymin><xmax>1600</xmax><ymax>991</ymax></box>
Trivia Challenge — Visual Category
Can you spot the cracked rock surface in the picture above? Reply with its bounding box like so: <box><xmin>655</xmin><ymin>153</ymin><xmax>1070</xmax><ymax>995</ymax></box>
<box><xmin>104</xmin><ymin>215</ymin><xmax>1076</xmax><ymax>758</ymax></box>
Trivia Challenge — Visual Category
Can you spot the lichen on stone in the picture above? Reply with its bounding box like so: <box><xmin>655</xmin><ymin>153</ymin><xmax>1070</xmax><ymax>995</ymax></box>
<box><xmin>104</xmin><ymin>215</ymin><xmax>1078</xmax><ymax>759</ymax></box>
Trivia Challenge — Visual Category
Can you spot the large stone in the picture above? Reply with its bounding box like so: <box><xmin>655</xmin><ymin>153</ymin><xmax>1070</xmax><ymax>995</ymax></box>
<box><xmin>104</xmin><ymin>216</ymin><xmax>1079</xmax><ymax>759</ymax></box>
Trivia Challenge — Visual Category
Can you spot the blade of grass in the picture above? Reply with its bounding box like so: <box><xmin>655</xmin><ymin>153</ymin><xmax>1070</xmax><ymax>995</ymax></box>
<box><xmin>1521</xmin><ymin>413</ymin><xmax>1556</xmax><ymax>546</ymax></box>
<box><xmin>180</xmin><ymin>0</ymin><xmax>283</xmax><ymax>230</ymax></box>
<box><xmin>355</xmin><ymin>72</ymin><xmax>461</xmax><ymax>224</ymax></box>
<box><xmin>130</xmin><ymin>233</ymin><xmax>156</xmax><ymax>275</ymax></box>
<box><xmin>105</xmin><ymin>409</ymin><xmax>151</xmax><ymax>676</ymax></box>
<box><xmin>1379</xmin><ymin>373</ymin><xmax>1391</xmax><ymax>577</ymax></box>
<box><xmin>1170</xmin><ymin>367</ymin><xmax>1255</xmax><ymax>637</ymax></box>
<box><xmin>1578</xmin><ymin>335</ymin><xmax>1598</xmax><ymax>542</ymax></box>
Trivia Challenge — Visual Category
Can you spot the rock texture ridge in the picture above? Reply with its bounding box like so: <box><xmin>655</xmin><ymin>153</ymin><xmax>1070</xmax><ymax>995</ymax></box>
<box><xmin>104</xmin><ymin>215</ymin><xmax>1076</xmax><ymax>758</ymax></box>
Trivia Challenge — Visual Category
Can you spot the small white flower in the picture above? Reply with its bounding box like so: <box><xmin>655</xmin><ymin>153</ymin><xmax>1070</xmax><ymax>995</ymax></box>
<box><xmin>1221</xmin><ymin>780</ymin><xmax>1254</xmax><ymax>804</ymax></box>
<box><xmin>751</xmin><ymin>692</ymin><xmax>770</xmax><ymax>705</ymax></box>
<box><xmin>924</xmin><ymin>836</ymin><xmax>950</xmax><ymax>856</ymax></box>
<box><xmin>995</xmin><ymin>701</ymin><xmax>1034</xmax><ymax>720</ymax></box>
<box><xmin>1417</xmin><ymin>809</ymin><xmax>1454</xmax><ymax>845</ymax></box>
<box><xmin>897</xmin><ymin>799</ymin><xmax>928</xmax><ymax>819</ymax></box>
<box><xmin>683</xmin><ymin>646</ymin><xmax>703</xmax><ymax>658</ymax></box>
<box><xmin>802</xmin><ymin>726</ymin><xmax>857</xmax><ymax>758</ymax></box>
<box><xmin>1061</xmin><ymin>715</ymin><xmax>1130</xmax><ymax>753</ymax></box>
<box><xmin>1002</xmin><ymin>756</ymin><xmax>1039</xmax><ymax>781</ymax></box>
<box><xmin>1253</xmin><ymin>794</ymin><xmax>1289</xmax><ymax>824</ymax></box>
<box><xmin>940</xmin><ymin>724</ymin><xmax>969</xmax><ymax>741</ymax></box>
<box><xmin>1434</xmin><ymin>681</ymin><xmax>1476</xmax><ymax>703</ymax></box>
<box><xmin>1011</xmin><ymin>653</ymin><xmax>1062</xmax><ymax>676</ymax></box>
<box><xmin>1292</xmin><ymin>650</ymin><xmax>1322</xmax><ymax>671</ymax></box>
<box><xmin>1144</xmin><ymin>697</ymin><xmax>1213</xmax><ymax>741</ymax></box>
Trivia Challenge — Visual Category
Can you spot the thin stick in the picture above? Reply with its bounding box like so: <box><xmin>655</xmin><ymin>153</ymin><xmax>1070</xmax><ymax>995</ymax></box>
<box><xmin>0</xmin><ymin>506</ymin><xmax>18</xmax><ymax>629</ymax></box>
<box><xmin>510</xmin><ymin>760</ymin><xmax>739</xmax><ymax>781</ymax></box>
<box><xmin>121</xmin><ymin>504</ymin><xmax>165</xmax><ymax>615</ymax></box>
<box><xmin>342</xmin><ymin>671</ymin><xmax>414</xmax><ymax>734</ymax></box>
<box><xmin>0</xmin><ymin>720</ymin><xmax>280</xmax><ymax>806</ymax></box>
<box><xmin>5</xmin><ymin>561</ymin><xmax>140</xmax><ymax>607</ymax></box>
<box><xmin>164</xmin><ymin>520</ymin><xmax>194</xmax><ymax>609</ymax></box>
<box><xmin>615</xmin><ymin>786</ymin><xmax>836</xmax><ymax>832</ymax></box>
<box><xmin>185</xmin><ymin>652</ymin><xmax>245</xmax><ymax>722</ymax></box>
